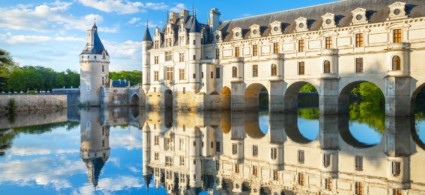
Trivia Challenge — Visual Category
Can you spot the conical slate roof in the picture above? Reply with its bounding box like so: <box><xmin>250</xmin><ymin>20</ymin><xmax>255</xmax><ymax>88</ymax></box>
<box><xmin>142</xmin><ymin>26</ymin><xmax>153</xmax><ymax>42</ymax></box>
<box><xmin>189</xmin><ymin>16</ymin><xmax>201</xmax><ymax>33</ymax></box>
<box><xmin>81</xmin><ymin>23</ymin><xmax>109</xmax><ymax>55</ymax></box>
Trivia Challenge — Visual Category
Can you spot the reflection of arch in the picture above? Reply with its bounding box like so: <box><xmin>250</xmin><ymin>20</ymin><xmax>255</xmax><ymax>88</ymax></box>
<box><xmin>284</xmin><ymin>81</ymin><xmax>318</xmax><ymax>113</ymax></box>
<box><xmin>244</xmin><ymin>113</ymin><xmax>267</xmax><ymax>139</ymax></box>
<box><xmin>411</xmin><ymin>83</ymin><xmax>425</xmax><ymax>115</ymax></box>
<box><xmin>410</xmin><ymin>117</ymin><xmax>425</xmax><ymax>150</ymax></box>
<box><xmin>338</xmin><ymin>115</ymin><xmax>379</xmax><ymax>148</ymax></box>
<box><xmin>283</xmin><ymin>113</ymin><xmax>317</xmax><ymax>144</ymax></box>
<box><xmin>245</xmin><ymin>83</ymin><xmax>268</xmax><ymax>110</ymax></box>
<box><xmin>130</xmin><ymin>94</ymin><xmax>139</xmax><ymax>106</ymax></box>
<box><xmin>392</xmin><ymin>55</ymin><xmax>401</xmax><ymax>71</ymax></box>
<box><xmin>338</xmin><ymin>81</ymin><xmax>384</xmax><ymax>114</ymax></box>
<box><xmin>164</xmin><ymin>89</ymin><xmax>173</xmax><ymax>109</ymax></box>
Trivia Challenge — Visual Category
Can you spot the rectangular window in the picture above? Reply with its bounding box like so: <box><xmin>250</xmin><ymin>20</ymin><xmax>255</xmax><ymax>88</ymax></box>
<box><xmin>271</xmin><ymin>148</ymin><xmax>277</xmax><ymax>160</ymax></box>
<box><xmin>325</xmin><ymin>37</ymin><xmax>332</xmax><ymax>49</ymax></box>
<box><xmin>235</xmin><ymin>164</ymin><xmax>240</xmax><ymax>173</ymax></box>
<box><xmin>298</xmin><ymin>150</ymin><xmax>305</xmax><ymax>164</ymax></box>
<box><xmin>154</xmin><ymin>135</ymin><xmax>159</xmax><ymax>145</ymax></box>
<box><xmin>179</xmin><ymin>53</ymin><xmax>184</xmax><ymax>62</ymax></box>
<box><xmin>356</xmin><ymin>33</ymin><xmax>364</xmax><ymax>47</ymax></box>
<box><xmin>232</xmin><ymin>67</ymin><xmax>238</xmax><ymax>78</ymax></box>
<box><xmin>393</xmin><ymin>29</ymin><xmax>402</xmax><ymax>43</ymax></box>
<box><xmin>154</xmin><ymin>56</ymin><xmax>159</xmax><ymax>64</ymax></box>
<box><xmin>253</xmin><ymin>45</ymin><xmax>258</xmax><ymax>56</ymax></box>
<box><xmin>180</xmin><ymin>156</ymin><xmax>185</xmax><ymax>166</ymax></box>
<box><xmin>235</xmin><ymin>47</ymin><xmax>240</xmax><ymax>57</ymax></box>
<box><xmin>252</xmin><ymin>165</ymin><xmax>258</xmax><ymax>176</ymax></box>
<box><xmin>216</xmin><ymin>68</ymin><xmax>220</xmax><ymax>79</ymax></box>
<box><xmin>193</xmin><ymin>73</ymin><xmax>196</xmax><ymax>79</ymax></box>
<box><xmin>273</xmin><ymin>170</ymin><xmax>279</xmax><ymax>180</ymax></box>
<box><xmin>102</xmin><ymin>65</ymin><xmax>104</xmax><ymax>72</ymax></box>
<box><xmin>216</xmin><ymin>141</ymin><xmax>220</xmax><ymax>152</ymax></box>
<box><xmin>252</xmin><ymin>145</ymin><xmax>258</xmax><ymax>157</ymax></box>
<box><xmin>193</xmin><ymin>40</ymin><xmax>196</xmax><ymax>45</ymax></box>
<box><xmin>356</xmin><ymin>58</ymin><xmax>363</xmax><ymax>73</ymax></box>
<box><xmin>232</xmin><ymin>143</ymin><xmax>237</xmax><ymax>155</ymax></box>
<box><xmin>273</xmin><ymin>42</ymin><xmax>279</xmax><ymax>54</ymax></box>
<box><xmin>154</xmin><ymin>40</ymin><xmax>159</xmax><ymax>49</ymax></box>
<box><xmin>392</xmin><ymin>161</ymin><xmax>401</xmax><ymax>176</ymax></box>
<box><xmin>154</xmin><ymin>152</ymin><xmax>159</xmax><ymax>160</ymax></box>
<box><xmin>355</xmin><ymin>156</ymin><xmax>363</xmax><ymax>171</ymax></box>
<box><xmin>166</xmin><ymin>67</ymin><xmax>173</xmax><ymax>81</ymax></box>
<box><xmin>154</xmin><ymin>71</ymin><xmax>159</xmax><ymax>81</ymax></box>
<box><xmin>298</xmin><ymin>173</ymin><xmax>304</xmax><ymax>186</ymax></box>
<box><xmin>165</xmin><ymin>156</ymin><xmax>172</xmax><ymax>166</ymax></box>
<box><xmin>179</xmin><ymin>139</ymin><xmax>184</xmax><ymax>150</ymax></box>
<box><xmin>179</xmin><ymin>69</ymin><xmax>185</xmax><ymax>80</ymax></box>
<box><xmin>165</xmin><ymin>52</ymin><xmax>172</xmax><ymax>61</ymax></box>
<box><xmin>298</xmin><ymin>40</ymin><xmax>305</xmax><ymax>52</ymax></box>
<box><xmin>298</xmin><ymin>62</ymin><xmax>305</xmax><ymax>75</ymax></box>
<box><xmin>252</xmin><ymin>65</ymin><xmax>258</xmax><ymax>77</ymax></box>
<box><xmin>355</xmin><ymin>182</ymin><xmax>363</xmax><ymax>195</ymax></box>
<box><xmin>325</xmin><ymin>178</ymin><xmax>332</xmax><ymax>190</ymax></box>
<box><xmin>216</xmin><ymin>49</ymin><xmax>220</xmax><ymax>59</ymax></box>
<box><xmin>193</xmin><ymin>55</ymin><xmax>196</xmax><ymax>60</ymax></box>
<box><xmin>210</xmin><ymin>71</ymin><xmax>213</xmax><ymax>79</ymax></box>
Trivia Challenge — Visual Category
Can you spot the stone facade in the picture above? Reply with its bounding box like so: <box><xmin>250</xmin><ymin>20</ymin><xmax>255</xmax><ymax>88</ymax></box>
<box><xmin>0</xmin><ymin>95</ymin><xmax>67</xmax><ymax>114</ymax></box>
<box><xmin>142</xmin><ymin>0</ymin><xmax>425</xmax><ymax>116</ymax></box>
<box><xmin>142</xmin><ymin>110</ymin><xmax>425</xmax><ymax>195</ymax></box>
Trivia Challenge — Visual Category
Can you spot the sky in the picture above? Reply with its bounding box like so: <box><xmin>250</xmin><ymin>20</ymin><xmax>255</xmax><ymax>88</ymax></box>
<box><xmin>0</xmin><ymin>0</ymin><xmax>337</xmax><ymax>72</ymax></box>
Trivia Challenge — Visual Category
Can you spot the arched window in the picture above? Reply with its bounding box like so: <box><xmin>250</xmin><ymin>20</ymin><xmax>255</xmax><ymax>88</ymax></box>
<box><xmin>324</xmin><ymin>60</ymin><xmax>331</xmax><ymax>73</ymax></box>
<box><xmin>392</xmin><ymin>55</ymin><xmax>401</xmax><ymax>71</ymax></box>
<box><xmin>323</xmin><ymin>154</ymin><xmax>331</xmax><ymax>168</ymax></box>
<box><xmin>271</xmin><ymin>64</ymin><xmax>277</xmax><ymax>76</ymax></box>
<box><xmin>232</xmin><ymin>67</ymin><xmax>238</xmax><ymax>78</ymax></box>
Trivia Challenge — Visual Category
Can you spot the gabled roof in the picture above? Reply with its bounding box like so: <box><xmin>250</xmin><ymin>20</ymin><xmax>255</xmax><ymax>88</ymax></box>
<box><xmin>81</xmin><ymin>24</ymin><xmax>109</xmax><ymax>55</ymax></box>
<box><xmin>217</xmin><ymin>0</ymin><xmax>425</xmax><ymax>42</ymax></box>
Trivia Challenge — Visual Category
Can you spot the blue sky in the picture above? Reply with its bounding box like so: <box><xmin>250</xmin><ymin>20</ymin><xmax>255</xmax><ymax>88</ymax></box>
<box><xmin>0</xmin><ymin>0</ymin><xmax>337</xmax><ymax>72</ymax></box>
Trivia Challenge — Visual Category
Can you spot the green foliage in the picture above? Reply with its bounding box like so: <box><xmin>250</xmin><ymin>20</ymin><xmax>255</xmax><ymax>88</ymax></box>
<box><xmin>7</xmin><ymin>66</ymin><xmax>80</xmax><ymax>92</ymax></box>
<box><xmin>109</xmin><ymin>70</ymin><xmax>142</xmax><ymax>86</ymax></box>
<box><xmin>7</xmin><ymin>99</ymin><xmax>17</xmax><ymax>123</ymax></box>
<box><xmin>298</xmin><ymin>108</ymin><xmax>320</xmax><ymax>120</ymax></box>
<box><xmin>0</xmin><ymin>48</ymin><xmax>18</xmax><ymax>91</ymax></box>
<box><xmin>299</xmin><ymin>83</ymin><xmax>317</xmax><ymax>93</ymax></box>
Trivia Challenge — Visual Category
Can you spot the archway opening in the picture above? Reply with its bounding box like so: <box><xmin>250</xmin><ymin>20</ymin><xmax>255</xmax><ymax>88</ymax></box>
<box><xmin>130</xmin><ymin>94</ymin><xmax>139</xmax><ymax>106</ymax></box>
<box><xmin>221</xmin><ymin>87</ymin><xmax>231</xmax><ymax>110</ymax></box>
<box><xmin>245</xmin><ymin>112</ymin><xmax>268</xmax><ymax>139</ymax></box>
<box><xmin>412</xmin><ymin>84</ymin><xmax>425</xmax><ymax>147</ymax></box>
<box><xmin>164</xmin><ymin>89</ymin><xmax>173</xmax><ymax>109</ymax></box>
<box><xmin>339</xmin><ymin>81</ymin><xmax>385</xmax><ymax>145</ymax></box>
<box><xmin>245</xmin><ymin>83</ymin><xmax>269</xmax><ymax>111</ymax></box>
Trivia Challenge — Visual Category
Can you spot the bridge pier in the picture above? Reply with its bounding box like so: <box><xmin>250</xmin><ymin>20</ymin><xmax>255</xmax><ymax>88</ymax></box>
<box><xmin>319</xmin><ymin>78</ymin><xmax>339</xmax><ymax>115</ymax></box>
<box><xmin>385</xmin><ymin>77</ymin><xmax>412</xmax><ymax>116</ymax></box>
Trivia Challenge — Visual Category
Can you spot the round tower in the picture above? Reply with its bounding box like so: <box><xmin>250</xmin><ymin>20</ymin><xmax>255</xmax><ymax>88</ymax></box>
<box><xmin>80</xmin><ymin>23</ymin><xmax>110</xmax><ymax>106</ymax></box>
<box><xmin>142</xmin><ymin>25</ymin><xmax>153</xmax><ymax>92</ymax></box>
<box><xmin>188</xmin><ymin>14</ymin><xmax>202</xmax><ymax>92</ymax></box>
<box><xmin>80</xmin><ymin>109</ymin><xmax>110</xmax><ymax>187</ymax></box>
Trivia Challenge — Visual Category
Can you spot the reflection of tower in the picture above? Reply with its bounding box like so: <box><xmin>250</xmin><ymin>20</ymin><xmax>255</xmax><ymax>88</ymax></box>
<box><xmin>80</xmin><ymin>109</ymin><xmax>110</xmax><ymax>187</ymax></box>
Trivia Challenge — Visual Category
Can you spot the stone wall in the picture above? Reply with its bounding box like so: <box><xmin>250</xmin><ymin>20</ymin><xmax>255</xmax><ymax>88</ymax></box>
<box><xmin>0</xmin><ymin>95</ymin><xmax>67</xmax><ymax>113</ymax></box>
<box><xmin>52</xmin><ymin>88</ymin><xmax>80</xmax><ymax>106</ymax></box>
<box><xmin>0</xmin><ymin>109</ymin><xmax>67</xmax><ymax>130</ymax></box>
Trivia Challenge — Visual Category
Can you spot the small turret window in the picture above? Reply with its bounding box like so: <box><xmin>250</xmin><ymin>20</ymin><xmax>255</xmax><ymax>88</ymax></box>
<box><xmin>102</xmin><ymin>53</ymin><xmax>106</xmax><ymax>59</ymax></box>
<box><xmin>94</xmin><ymin>56</ymin><xmax>97</xmax><ymax>60</ymax></box>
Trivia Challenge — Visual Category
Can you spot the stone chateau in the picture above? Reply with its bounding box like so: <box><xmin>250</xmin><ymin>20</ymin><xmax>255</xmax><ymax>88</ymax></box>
<box><xmin>80</xmin><ymin>0</ymin><xmax>425</xmax><ymax>116</ymax></box>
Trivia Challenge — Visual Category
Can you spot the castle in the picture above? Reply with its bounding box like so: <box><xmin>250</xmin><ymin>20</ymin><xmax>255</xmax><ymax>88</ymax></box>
<box><xmin>81</xmin><ymin>0</ymin><xmax>425</xmax><ymax>116</ymax></box>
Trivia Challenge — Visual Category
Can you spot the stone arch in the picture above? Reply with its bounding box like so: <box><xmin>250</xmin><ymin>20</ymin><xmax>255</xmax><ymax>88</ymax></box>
<box><xmin>245</xmin><ymin>83</ymin><xmax>269</xmax><ymax>111</ymax></box>
<box><xmin>338</xmin><ymin>115</ymin><xmax>382</xmax><ymax>148</ymax></box>
<box><xmin>130</xmin><ymin>94</ymin><xmax>139</xmax><ymax>106</ymax></box>
<box><xmin>283</xmin><ymin>81</ymin><xmax>319</xmax><ymax>113</ymax></box>
<box><xmin>411</xmin><ymin>83</ymin><xmax>425</xmax><ymax>115</ymax></box>
<box><xmin>220</xmin><ymin>86</ymin><xmax>232</xmax><ymax>110</ymax></box>
<box><xmin>338</xmin><ymin>80</ymin><xmax>385</xmax><ymax>114</ymax></box>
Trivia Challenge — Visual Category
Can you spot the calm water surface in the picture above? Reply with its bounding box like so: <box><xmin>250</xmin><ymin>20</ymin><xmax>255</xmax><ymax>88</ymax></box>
<box><xmin>0</xmin><ymin>106</ymin><xmax>425</xmax><ymax>194</ymax></box>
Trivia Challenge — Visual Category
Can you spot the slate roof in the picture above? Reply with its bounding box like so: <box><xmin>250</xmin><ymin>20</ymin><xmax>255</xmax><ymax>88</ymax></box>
<box><xmin>217</xmin><ymin>0</ymin><xmax>425</xmax><ymax>42</ymax></box>
<box><xmin>81</xmin><ymin>24</ymin><xmax>109</xmax><ymax>55</ymax></box>
<box><xmin>142</xmin><ymin>26</ymin><xmax>152</xmax><ymax>42</ymax></box>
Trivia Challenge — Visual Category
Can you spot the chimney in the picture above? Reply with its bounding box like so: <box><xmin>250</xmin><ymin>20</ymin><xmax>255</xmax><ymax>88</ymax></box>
<box><xmin>208</xmin><ymin>8</ymin><xmax>221</xmax><ymax>32</ymax></box>
<box><xmin>180</xmin><ymin>9</ymin><xmax>189</xmax><ymax>24</ymax></box>
<box><xmin>169</xmin><ymin>12</ymin><xmax>178</xmax><ymax>24</ymax></box>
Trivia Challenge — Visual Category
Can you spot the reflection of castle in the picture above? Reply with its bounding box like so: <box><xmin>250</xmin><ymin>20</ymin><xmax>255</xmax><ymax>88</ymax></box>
<box><xmin>142</xmin><ymin>111</ymin><xmax>425</xmax><ymax>194</ymax></box>
<box><xmin>80</xmin><ymin>109</ymin><xmax>110</xmax><ymax>187</ymax></box>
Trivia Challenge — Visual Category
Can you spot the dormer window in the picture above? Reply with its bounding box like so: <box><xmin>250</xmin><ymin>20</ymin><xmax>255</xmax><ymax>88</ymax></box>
<box><xmin>322</xmin><ymin>13</ymin><xmax>336</xmax><ymax>29</ymax></box>
<box><xmin>232</xmin><ymin>27</ymin><xmax>243</xmax><ymax>40</ymax></box>
<box><xmin>250</xmin><ymin>24</ymin><xmax>261</xmax><ymax>38</ymax></box>
<box><xmin>351</xmin><ymin>8</ymin><xmax>368</xmax><ymax>25</ymax></box>
<box><xmin>389</xmin><ymin>2</ymin><xmax>407</xmax><ymax>20</ymax></box>
<box><xmin>270</xmin><ymin>21</ymin><xmax>282</xmax><ymax>35</ymax></box>
<box><xmin>295</xmin><ymin>17</ymin><xmax>308</xmax><ymax>32</ymax></box>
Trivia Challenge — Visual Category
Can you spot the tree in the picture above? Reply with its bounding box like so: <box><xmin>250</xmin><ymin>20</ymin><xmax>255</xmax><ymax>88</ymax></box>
<box><xmin>0</xmin><ymin>49</ymin><xmax>18</xmax><ymax>91</ymax></box>
<box><xmin>109</xmin><ymin>70</ymin><xmax>142</xmax><ymax>86</ymax></box>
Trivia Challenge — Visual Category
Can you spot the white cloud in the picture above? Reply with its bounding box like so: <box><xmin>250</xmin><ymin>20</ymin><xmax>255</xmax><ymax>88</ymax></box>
<box><xmin>170</xmin><ymin>3</ymin><xmax>186</xmax><ymax>13</ymax></box>
<box><xmin>73</xmin><ymin>176</ymin><xmax>143</xmax><ymax>194</ymax></box>
<box><xmin>79</xmin><ymin>0</ymin><xmax>183</xmax><ymax>14</ymax></box>
<box><xmin>128</xmin><ymin>17</ymin><xmax>140</xmax><ymax>24</ymax></box>
<box><xmin>0</xmin><ymin>2</ymin><xmax>117</xmax><ymax>33</ymax></box>
<box><xmin>0</xmin><ymin>34</ymin><xmax>85</xmax><ymax>44</ymax></box>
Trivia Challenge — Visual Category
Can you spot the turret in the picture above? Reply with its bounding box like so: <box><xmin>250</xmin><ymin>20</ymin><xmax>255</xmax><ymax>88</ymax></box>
<box><xmin>80</xmin><ymin>23</ymin><xmax>110</xmax><ymax>106</ymax></box>
<box><xmin>142</xmin><ymin>25</ymin><xmax>153</xmax><ymax>92</ymax></box>
<box><xmin>188</xmin><ymin>14</ymin><xmax>202</xmax><ymax>92</ymax></box>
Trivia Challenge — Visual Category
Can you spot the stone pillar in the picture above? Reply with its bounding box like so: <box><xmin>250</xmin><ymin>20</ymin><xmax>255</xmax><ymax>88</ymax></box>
<box><xmin>385</xmin><ymin>77</ymin><xmax>412</xmax><ymax>116</ymax></box>
<box><xmin>319</xmin><ymin>78</ymin><xmax>339</xmax><ymax>115</ymax></box>
<box><xmin>319</xmin><ymin>115</ymin><xmax>339</xmax><ymax>177</ymax></box>
<box><xmin>231</xmin><ymin>81</ymin><xmax>245</xmax><ymax>111</ymax></box>
<box><xmin>269</xmin><ymin>81</ymin><xmax>284</xmax><ymax>112</ymax></box>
